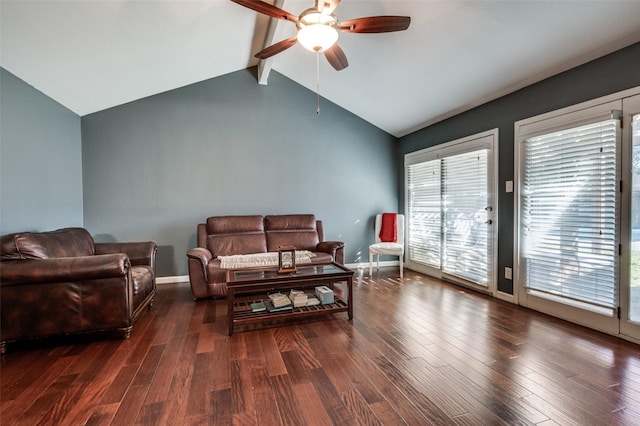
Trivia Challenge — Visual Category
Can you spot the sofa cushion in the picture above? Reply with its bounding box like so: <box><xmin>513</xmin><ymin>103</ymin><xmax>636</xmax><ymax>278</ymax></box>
<box><xmin>264</xmin><ymin>214</ymin><xmax>316</xmax><ymax>231</ymax></box>
<box><xmin>2</xmin><ymin>228</ymin><xmax>95</xmax><ymax>260</ymax></box>
<box><xmin>265</xmin><ymin>214</ymin><xmax>319</xmax><ymax>252</ymax></box>
<box><xmin>207</xmin><ymin>215</ymin><xmax>264</xmax><ymax>235</ymax></box>
<box><xmin>207</xmin><ymin>234</ymin><xmax>267</xmax><ymax>257</ymax></box>
<box><xmin>266</xmin><ymin>231</ymin><xmax>320</xmax><ymax>252</ymax></box>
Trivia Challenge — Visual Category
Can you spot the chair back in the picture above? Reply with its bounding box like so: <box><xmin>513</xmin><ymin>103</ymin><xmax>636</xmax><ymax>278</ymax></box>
<box><xmin>374</xmin><ymin>214</ymin><xmax>404</xmax><ymax>246</ymax></box>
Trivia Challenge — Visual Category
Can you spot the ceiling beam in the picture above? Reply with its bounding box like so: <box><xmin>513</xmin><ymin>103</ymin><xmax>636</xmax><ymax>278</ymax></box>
<box><xmin>257</xmin><ymin>0</ymin><xmax>285</xmax><ymax>85</ymax></box>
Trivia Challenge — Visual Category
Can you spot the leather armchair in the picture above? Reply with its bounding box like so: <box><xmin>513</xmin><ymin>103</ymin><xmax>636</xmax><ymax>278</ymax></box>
<box><xmin>0</xmin><ymin>227</ymin><xmax>157</xmax><ymax>352</ymax></box>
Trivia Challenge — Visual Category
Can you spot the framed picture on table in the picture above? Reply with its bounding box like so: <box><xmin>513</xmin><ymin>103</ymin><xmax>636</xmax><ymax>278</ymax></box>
<box><xmin>278</xmin><ymin>245</ymin><xmax>296</xmax><ymax>273</ymax></box>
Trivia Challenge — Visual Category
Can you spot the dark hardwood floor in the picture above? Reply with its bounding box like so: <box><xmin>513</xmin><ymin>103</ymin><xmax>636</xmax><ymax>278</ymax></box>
<box><xmin>2</xmin><ymin>268</ymin><xmax>639</xmax><ymax>425</ymax></box>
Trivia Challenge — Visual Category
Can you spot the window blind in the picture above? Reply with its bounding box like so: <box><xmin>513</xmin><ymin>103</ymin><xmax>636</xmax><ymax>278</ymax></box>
<box><xmin>406</xmin><ymin>148</ymin><xmax>491</xmax><ymax>285</ymax></box>
<box><xmin>407</xmin><ymin>159</ymin><xmax>441</xmax><ymax>268</ymax></box>
<box><xmin>521</xmin><ymin>119</ymin><xmax>618</xmax><ymax>308</ymax></box>
<box><xmin>442</xmin><ymin>150</ymin><xmax>490</xmax><ymax>284</ymax></box>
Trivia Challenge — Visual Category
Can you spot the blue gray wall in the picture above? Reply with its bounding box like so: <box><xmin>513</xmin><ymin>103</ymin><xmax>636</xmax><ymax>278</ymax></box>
<box><xmin>81</xmin><ymin>68</ymin><xmax>398</xmax><ymax>276</ymax></box>
<box><xmin>0</xmin><ymin>68</ymin><xmax>83</xmax><ymax>233</ymax></box>
<box><xmin>397</xmin><ymin>42</ymin><xmax>640</xmax><ymax>295</ymax></box>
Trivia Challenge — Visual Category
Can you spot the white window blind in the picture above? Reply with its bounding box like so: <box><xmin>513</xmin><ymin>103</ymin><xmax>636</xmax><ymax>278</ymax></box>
<box><xmin>407</xmin><ymin>159</ymin><xmax>441</xmax><ymax>268</ymax></box>
<box><xmin>521</xmin><ymin>119</ymin><xmax>618</xmax><ymax>308</ymax></box>
<box><xmin>442</xmin><ymin>150</ymin><xmax>490</xmax><ymax>284</ymax></box>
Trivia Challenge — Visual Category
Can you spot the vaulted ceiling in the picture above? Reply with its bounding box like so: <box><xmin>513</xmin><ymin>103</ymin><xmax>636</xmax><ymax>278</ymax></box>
<box><xmin>2</xmin><ymin>0</ymin><xmax>640</xmax><ymax>137</ymax></box>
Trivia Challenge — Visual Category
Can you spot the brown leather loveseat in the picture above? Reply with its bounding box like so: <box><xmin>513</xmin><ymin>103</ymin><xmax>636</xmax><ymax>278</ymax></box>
<box><xmin>0</xmin><ymin>227</ymin><xmax>157</xmax><ymax>352</ymax></box>
<box><xmin>187</xmin><ymin>214</ymin><xmax>345</xmax><ymax>299</ymax></box>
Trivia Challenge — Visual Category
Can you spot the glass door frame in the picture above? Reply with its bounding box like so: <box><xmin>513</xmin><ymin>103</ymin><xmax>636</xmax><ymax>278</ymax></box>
<box><xmin>514</xmin><ymin>99</ymin><xmax>621</xmax><ymax>336</ymax></box>
<box><xmin>514</xmin><ymin>87</ymin><xmax>640</xmax><ymax>342</ymax></box>
<box><xmin>404</xmin><ymin>129</ymin><xmax>499</xmax><ymax>296</ymax></box>
<box><xmin>620</xmin><ymin>93</ymin><xmax>640</xmax><ymax>342</ymax></box>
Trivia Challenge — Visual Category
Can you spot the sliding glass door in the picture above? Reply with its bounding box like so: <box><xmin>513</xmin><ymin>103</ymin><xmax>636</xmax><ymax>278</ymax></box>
<box><xmin>405</xmin><ymin>130</ymin><xmax>497</xmax><ymax>293</ymax></box>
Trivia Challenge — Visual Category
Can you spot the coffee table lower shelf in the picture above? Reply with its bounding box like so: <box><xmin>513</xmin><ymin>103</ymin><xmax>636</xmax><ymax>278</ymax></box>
<box><xmin>226</xmin><ymin>262</ymin><xmax>354</xmax><ymax>335</ymax></box>
<box><xmin>231</xmin><ymin>298</ymin><xmax>349</xmax><ymax>332</ymax></box>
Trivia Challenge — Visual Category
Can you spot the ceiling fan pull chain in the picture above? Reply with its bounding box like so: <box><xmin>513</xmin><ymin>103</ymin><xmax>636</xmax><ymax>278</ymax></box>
<box><xmin>316</xmin><ymin>51</ymin><xmax>321</xmax><ymax>114</ymax></box>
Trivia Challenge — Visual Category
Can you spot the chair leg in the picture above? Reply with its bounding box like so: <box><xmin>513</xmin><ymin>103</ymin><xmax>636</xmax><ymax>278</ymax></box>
<box><xmin>369</xmin><ymin>252</ymin><xmax>373</xmax><ymax>276</ymax></box>
<box><xmin>399</xmin><ymin>256</ymin><xmax>403</xmax><ymax>278</ymax></box>
<box><xmin>376</xmin><ymin>254</ymin><xmax>380</xmax><ymax>271</ymax></box>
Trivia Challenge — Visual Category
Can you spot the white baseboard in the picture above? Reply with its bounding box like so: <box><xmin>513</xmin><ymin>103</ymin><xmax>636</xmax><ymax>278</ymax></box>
<box><xmin>349</xmin><ymin>260</ymin><xmax>398</xmax><ymax>269</ymax></box>
<box><xmin>157</xmin><ymin>275</ymin><xmax>190</xmax><ymax>285</ymax></box>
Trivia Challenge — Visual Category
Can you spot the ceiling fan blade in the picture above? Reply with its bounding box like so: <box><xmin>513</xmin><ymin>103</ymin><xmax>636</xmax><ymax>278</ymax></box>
<box><xmin>324</xmin><ymin>44</ymin><xmax>348</xmax><ymax>71</ymax></box>
<box><xmin>254</xmin><ymin>36</ymin><xmax>298</xmax><ymax>59</ymax></box>
<box><xmin>231</xmin><ymin>0</ymin><xmax>298</xmax><ymax>23</ymax></box>
<box><xmin>316</xmin><ymin>0</ymin><xmax>340</xmax><ymax>14</ymax></box>
<box><xmin>338</xmin><ymin>16</ymin><xmax>411</xmax><ymax>33</ymax></box>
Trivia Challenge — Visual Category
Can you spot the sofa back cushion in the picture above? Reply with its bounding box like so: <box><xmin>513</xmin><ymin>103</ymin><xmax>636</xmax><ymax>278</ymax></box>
<box><xmin>207</xmin><ymin>234</ymin><xmax>267</xmax><ymax>257</ymax></box>
<box><xmin>265</xmin><ymin>214</ymin><xmax>320</xmax><ymax>252</ymax></box>
<box><xmin>206</xmin><ymin>215</ymin><xmax>267</xmax><ymax>257</ymax></box>
<box><xmin>206</xmin><ymin>215</ymin><xmax>264</xmax><ymax>234</ymax></box>
<box><xmin>0</xmin><ymin>227</ymin><xmax>95</xmax><ymax>260</ymax></box>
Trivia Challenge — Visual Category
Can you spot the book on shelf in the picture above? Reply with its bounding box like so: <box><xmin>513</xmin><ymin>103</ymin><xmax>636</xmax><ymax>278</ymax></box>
<box><xmin>288</xmin><ymin>289</ymin><xmax>308</xmax><ymax>307</ymax></box>
<box><xmin>306</xmin><ymin>296</ymin><xmax>321</xmax><ymax>306</ymax></box>
<box><xmin>268</xmin><ymin>292</ymin><xmax>292</xmax><ymax>308</ymax></box>
<box><xmin>265</xmin><ymin>299</ymin><xmax>294</xmax><ymax>313</ymax></box>
<box><xmin>250</xmin><ymin>301</ymin><xmax>266</xmax><ymax>312</ymax></box>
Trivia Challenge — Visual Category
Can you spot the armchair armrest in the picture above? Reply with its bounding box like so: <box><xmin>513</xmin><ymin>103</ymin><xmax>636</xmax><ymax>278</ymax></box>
<box><xmin>317</xmin><ymin>241</ymin><xmax>345</xmax><ymax>264</ymax></box>
<box><xmin>0</xmin><ymin>254</ymin><xmax>129</xmax><ymax>285</ymax></box>
<box><xmin>95</xmin><ymin>241</ymin><xmax>157</xmax><ymax>267</ymax></box>
<box><xmin>187</xmin><ymin>247</ymin><xmax>213</xmax><ymax>267</ymax></box>
<box><xmin>187</xmin><ymin>248</ymin><xmax>213</xmax><ymax>296</ymax></box>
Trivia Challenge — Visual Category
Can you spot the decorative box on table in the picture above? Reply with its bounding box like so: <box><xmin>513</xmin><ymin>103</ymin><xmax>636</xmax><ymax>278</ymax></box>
<box><xmin>315</xmin><ymin>286</ymin><xmax>334</xmax><ymax>304</ymax></box>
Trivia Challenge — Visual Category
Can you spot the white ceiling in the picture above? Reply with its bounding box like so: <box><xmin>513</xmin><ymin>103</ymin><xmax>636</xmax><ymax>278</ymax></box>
<box><xmin>2</xmin><ymin>0</ymin><xmax>640</xmax><ymax>137</ymax></box>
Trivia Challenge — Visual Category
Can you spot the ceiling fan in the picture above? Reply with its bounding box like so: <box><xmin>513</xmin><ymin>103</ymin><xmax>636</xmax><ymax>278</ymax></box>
<box><xmin>231</xmin><ymin>0</ymin><xmax>411</xmax><ymax>71</ymax></box>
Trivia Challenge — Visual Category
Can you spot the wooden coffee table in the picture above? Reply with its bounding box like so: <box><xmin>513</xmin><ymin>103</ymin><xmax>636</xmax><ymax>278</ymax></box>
<box><xmin>225</xmin><ymin>262</ymin><xmax>354</xmax><ymax>335</ymax></box>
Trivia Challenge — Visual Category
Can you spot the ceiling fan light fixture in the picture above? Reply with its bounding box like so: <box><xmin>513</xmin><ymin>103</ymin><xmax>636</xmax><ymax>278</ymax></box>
<box><xmin>298</xmin><ymin>24</ymin><xmax>338</xmax><ymax>52</ymax></box>
<box><xmin>297</xmin><ymin>8</ymin><xmax>338</xmax><ymax>52</ymax></box>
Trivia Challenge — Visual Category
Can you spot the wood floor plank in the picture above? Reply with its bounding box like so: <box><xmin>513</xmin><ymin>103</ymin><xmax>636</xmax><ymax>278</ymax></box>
<box><xmin>368</xmin><ymin>399</ymin><xmax>410</xmax><ymax>425</ymax></box>
<box><xmin>109</xmin><ymin>383</ymin><xmax>148</xmax><ymax>425</ymax></box>
<box><xmin>85</xmin><ymin>402</ymin><xmax>119</xmax><ymax>426</ymax></box>
<box><xmin>133</xmin><ymin>401</ymin><xmax>165</xmax><ymax>426</ymax></box>
<box><xmin>292</xmin><ymin>382</ymin><xmax>333</xmax><ymax>426</ymax></box>
<box><xmin>251</xmin><ymin>391</ymin><xmax>281</xmax><ymax>426</ymax></box>
<box><xmin>185</xmin><ymin>351</ymin><xmax>214</xmax><ymax>418</ymax></box>
<box><xmin>230</xmin><ymin>358</ymin><xmax>255</xmax><ymax>416</ymax></box>
<box><xmin>2</xmin><ymin>269</ymin><xmax>639</xmax><ymax>425</ymax></box>
<box><xmin>268</xmin><ymin>373</ymin><xmax>307</xmax><ymax>425</ymax></box>
<box><xmin>159</xmin><ymin>332</ymin><xmax>199</xmax><ymax>424</ymax></box>
<box><xmin>13</xmin><ymin>375</ymin><xmax>74</xmax><ymax>425</ymax></box>
<box><xmin>1</xmin><ymin>353</ymin><xmax>81</xmax><ymax>420</ymax></box>
<box><xmin>260</xmin><ymin>331</ymin><xmax>287</xmax><ymax>377</ymax></box>
<box><xmin>306</xmin><ymin>368</ymin><xmax>354</xmax><ymax>425</ymax></box>
<box><xmin>142</xmin><ymin>331</ymin><xmax>190</xmax><ymax>404</ymax></box>
<box><xmin>55</xmin><ymin>341</ymin><xmax>138</xmax><ymax>424</ymax></box>
<box><xmin>280</xmin><ymin>349</ymin><xmax>310</xmax><ymax>386</ymax></box>
<box><xmin>100</xmin><ymin>364</ymin><xmax>140</xmax><ymax>404</ymax></box>
<box><xmin>333</xmin><ymin>352</ymin><xmax>387</xmax><ymax>405</ymax></box>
